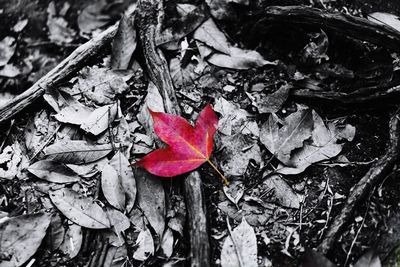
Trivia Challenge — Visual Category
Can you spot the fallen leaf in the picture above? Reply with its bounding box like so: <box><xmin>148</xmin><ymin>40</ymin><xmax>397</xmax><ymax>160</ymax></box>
<box><xmin>133</xmin><ymin>227</ymin><xmax>154</xmax><ymax>261</ymax></box>
<box><xmin>368</xmin><ymin>12</ymin><xmax>400</xmax><ymax>32</ymax></box>
<box><xmin>205</xmin><ymin>0</ymin><xmax>235</xmax><ymax>20</ymax></box>
<box><xmin>160</xmin><ymin>228</ymin><xmax>174</xmax><ymax>258</ymax></box>
<box><xmin>354</xmin><ymin>250</ymin><xmax>382</xmax><ymax>267</ymax></box>
<box><xmin>77</xmin><ymin>0</ymin><xmax>111</xmax><ymax>36</ymax></box>
<box><xmin>49</xmin><ymin>188</ymin><xmax>111</xmax><ymax>229</ymax></box>
<box><xmin>101</xmin><ymin>164</ymin><xmax>125</xmax><ymax>211</ymax></box>
<box><xmin>262</xmin><ymin>175</ymin><xmax>300</xmax><ymax>209</ymax></box>
<box><xmin>12</xmin><ymin>19</ymin><xmax>28</xmax><ymax>33</ymax></box>
<box><xmin>47</xmin><ymin>2</ymin><xmax>75</xmax><ymax>45</ymax></box>
<box><xmin>135</xmin><ymin>168</ymin><xmax>165</xmax><ymax>238</ymax></box>
<box><xmin>219</xmin><ymin>134</ymin><xmax>261</xmax><ymax>176</ymax></box>
<box><xmin>214</xmin><ymin>96</ymin><xmax>259</xmax><ymax>136</ymax></box>
<box><xmin>194</xmin><ymin>18</ymin><xmax>230</xmax><ymax>54</ymax></box>
<box><xmin>105</xmin><ymin>207</ymin><xmax>130</xmax><ymax>247</ymax></box>
<box><xmin>221</xmin><ymin>218</ymin><xmax>257</xmax><ymax>267</ymax></box>
<box><xmin>0</xmin><ymin>143</ymin><xmax>22</xmax><ymax>180</ymax></box>
<box><xmin>156</xmin><ymin>4</ymin><xmax>208</xmax><ymax>47</ymax></box>
<box><xmin>80</xmin><ymin>103</ymin><xmax>118</xmax><ymax>136</ymax></box>
<box><xmin>109</xmin><ymin>151</ymin><xmax>137</xmax><ymax>213</ymax></box>
<box><xmin>103</xmin><ymin>245</ymin><xmax>128</xmax><ymax>267</ymax></box>
<box><xmin>277</xmin><ymin>111</ymin><xmax>356</xmax><ymax>175</ymax></box>
<box><xmin>218</xmin><ymin>200</ymin><xmax>273</xmax><ymax>226</ymax></box>
<box><xmin>135</xmin><ymin>104</ymin><xmax>218</xmax><ymax>177</ymax></box>
<box><xmin>59</xmin><ymin>222</ymin><xmax>82</xmax><ymax>260</ymax></box>
<box><xmin>111</xmin><ymin>14</ymin><xmax>136</xmax><ymax>69</ymax></box>
<box><xmin>0</xmin><ymin>212</ymin><xmax>51</xmax><ymax>267</ymax></box>
<box><xmin>27</xmin><ymin>160</ymin><xmax>80</xmax><ymax>184</ymax></box>
<box><xmin>260</xmin><ymin>109</ymin><xmax>314</xmax><ymax>164</ymax></box>
<box><xmin>44</xmin><ymin>140</ymin><xmax>113</xmax><ymax>164</ymax></box>
<box><xmin>223</xmin><ymin>179</ymin><xmax>244</xmax><ymax>207</ymax></box>
<box><xmin>247</xmin><ymin>83</ymin><xmax>291</xmax><ymax>114</ymax></box>
<box><xmin>169</xmin><ymin>57</ymin><xmax>198</xmax><ymax>88</ymax></box>
<box><xmin>0</xmin><ymin>36</ymin><xmax>16</xmax><ymax>67</ymax></box>
<box><xmin>43</xmin><ymin>213</ymin><xmax>65</xmax><ymax>251</ymax></box>
<box><xmin>77</xmin><ymin>66</ymin><xmax>133</xmax><ymax>105</ymax></box>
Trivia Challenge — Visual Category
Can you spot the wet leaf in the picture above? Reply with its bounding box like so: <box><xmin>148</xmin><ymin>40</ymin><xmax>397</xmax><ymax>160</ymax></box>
<box><xmin>111</xmin><ymin>15</ymin><xmax>136</xmax><ymax>69</ymax></box>
<box><xmin>0</xmin><ymin>212</ymin><xmax>51</xmax><ymax>267</ymax></box>
<box><xmin>59</xmin><ymin>222</ymin><xmax>82</xmax><ymax>260</ymax></box>
<box><xmin>101</xmin><ymin>164</ymin><xmax>125</xmax><ymax>211</ymax></box>
<box><xmin>133</xmin><ymin>227</ymin><xmax>154</xmax><ymax>261</ymax></box>
<box><xmin>49</xmin><ymin>188</ymin><xmax>111</xmax><ymax>229</ymax></box>
<box><xmin>27</xmin><ymin>160</ymin><xmax>80</xmax><ymax>184</ymax></box>
<box><xmin>80</xmin><ymin>103</ymin><xmax>118</xmax><ymax>136</ymax></box>
<box><xmin>135</xmin><ymin>168</ymin><xmax>165</xmax><ymax>238</ymax></box>
<box><xmin>135</xmin><ymin>104</ymin><xmax>218</xmax><ymax>177</ymax></box>
<box><xmin>109</xmin><ymin>151</ymin><xmax>137</xmax><ymax>213</ymax></box>
<box><xmin>260</xmin><ymin>109</ymin><xmax>314</xmax><ymax>164</ymax></box>
<box><xmin>262</xmin><ymin>175</ymin><xmax>300</xmax><ymax>209</ymax></box>
<box><xmin>221</xmin><ymin>218</ymin><xmax>257</xmax><ymax>267</ymax></box>
<box><xmin>44</xmin><ymin>140</ymin><xmax>113</xmax><ymax>164</ymax></box>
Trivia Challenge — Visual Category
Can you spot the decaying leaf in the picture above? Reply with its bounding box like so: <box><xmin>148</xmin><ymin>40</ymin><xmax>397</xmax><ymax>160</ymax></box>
<box><xmin>221</xmin><ymin>218</ymin><xmax>257</xmax><ymax>267</ymax></box>
<box><xmin>0</xmin><ymin>212</ymin><xmax>51</xmax><ymax>267</ymax></box>
<box><xmin>44</xmin><ymin>140</ymin><xmax>113</xmax><ymax>164</ymax></box>
<box><xmin>169</xmin><ymin>57</ymin><xmax>198</xmax><ymax>88</ymax></box>
<box><xmin>133</xmin><ymin>227</ymin><xmax>154</xmax><ymax>261</ymax></box>
<box><xmin>27</xmin><ymin>160</ymin><xmax>80</xmax><ymax>184</ymax></box>
<box><xmin>109</xmin><ymin>151</ymin><xmax>137</xmax><ymax>213</ymax></box>
<box><xmin>101</xmin><ymin>164</ymin><xmax>125</xmax><ymax>211</ymax></box>
<box><xmin>262</xmin><ymin>175</ymin><xmax>300</xmax><ymax>209</ymax></box>
<box><xmin>111</xmin><ymin>14</ymin><xmax>137</xmax><ymax>69</ymax></box>
<box><xmin>135</xmin><ymin>104</ymin><xmax>218</xmax><ymax>177</ymax></box>
<box><xmin>59</xmin><ymin>222</ymin><xmax>83</xmax><ymax>260</ymax></box>
<box><xmin>223</xmin><ymin>179</ymin><xmax>244</xmax><ymax>207</ymax></box>
<box><xmin>80</xmin><ymin>103</ymin><xmax>118</xmax><ymax>136</ymax></box>
<box><xmin>219</xmin><ymin>134</ymin><xmax>261</xmax><ymax>176</ymax></box>
<box><xmin>0</xmin><ymin>143</ymin><xmax>22</xmax><ymax>180</ymax></box>
<box><xmin>218</xmin><ymin>200</ymin><xmax>273</xmax><ymax>226</ymax></box>
<box><xmin>260</xmin><ymin>108</ymin><xmax>314</xmax><ymax>164</ymax></box>
<box><xmin>247</xmin><ymin>83</ymin><xmax>291</xmax><ymax>114</ymax></box>
<box><xmin>49</xmin><ymin>188</ymin><xmax>111</xmax><ymax>229</ymax></box>
<box><xmin>135</xmin><ymin>168</ymin><xmax>165</xmax><ymax>238</ymax></box>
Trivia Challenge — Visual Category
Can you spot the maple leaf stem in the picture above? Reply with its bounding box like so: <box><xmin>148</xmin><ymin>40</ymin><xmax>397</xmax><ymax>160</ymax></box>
<box><xmin>206</xmin><ymin>159</ymin><xmax>229</xmax><ymax>185</ymax></box>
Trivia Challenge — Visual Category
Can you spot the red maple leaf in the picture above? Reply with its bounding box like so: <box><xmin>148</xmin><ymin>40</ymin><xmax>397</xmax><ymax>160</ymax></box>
<box><xmin>134</xmin><ymin>104</ymin><xmax>227</xmax><ymax>183</ymax></box>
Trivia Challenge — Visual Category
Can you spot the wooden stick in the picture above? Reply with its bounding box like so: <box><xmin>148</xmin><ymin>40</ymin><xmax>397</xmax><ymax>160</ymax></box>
<box><xmin>0</xmin><ymin>23</ymin><xmax>120</xmax><ymax>125</ymax></box>
<box><xmin>137</xmin><ymin>1</ymin><xmax>210</xmax><ymax>266</ymax></box>
<box><xmin>260</xmin><ymin>6</ymin><xmax>400</xmax><ymax>51</ymax></box>
<box><xmin>318</xmin><ymin>108</ymin><xmax>400</xmax><ymax>254</ymax></box>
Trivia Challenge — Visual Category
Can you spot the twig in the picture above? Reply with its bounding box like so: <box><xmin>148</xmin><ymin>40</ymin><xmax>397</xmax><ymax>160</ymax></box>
<box><xmin>0</xmin><ymin>17</ymin><xmax>132</xmax><ymax>125</ymax></box>
<box><xmin>137</xmin><ymin>1</ymin><xmax>210</xmax><ymax>266</ymax></box>
<box><xmin>318</xmin><ymin>108</ymin><xmax>400</xmax><ymax>254</ymax></box>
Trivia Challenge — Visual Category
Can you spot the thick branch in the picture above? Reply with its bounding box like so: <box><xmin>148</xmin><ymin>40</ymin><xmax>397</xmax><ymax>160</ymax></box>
<box><xmin>0</xmin><ymin>23</ymin><xmax>122</xmax><ymax>125</ymax></box>
<box><xmin>137</xmin><ymin>1</ymin><xmax>210</xmax><ymax>266</ymax></box>
<box><xmin>261</xmin><ymin>6</ymin><xmax>400</xmax><ymax>51</ymax></box>
<box><xmin>318</xmin><ymin>108</ymin><xmax>400</xmax><ymax>254</ymax></box>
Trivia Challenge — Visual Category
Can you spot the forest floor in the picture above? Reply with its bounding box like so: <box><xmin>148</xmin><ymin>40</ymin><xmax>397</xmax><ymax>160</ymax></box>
<box><xmin>1</xmin><ymin>0</ymin><xmax>400</xmax><ymax>266</ymax></box>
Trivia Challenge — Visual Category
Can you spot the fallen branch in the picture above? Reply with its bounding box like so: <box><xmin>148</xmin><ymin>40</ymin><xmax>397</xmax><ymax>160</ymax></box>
<box><xmin>137</xmin><ymin>1</ymin><xmax>210</xmax><ymax>266</ymax></box>
<box><xmin>318</xmin><ymin>108</ymin><xmax>400</xmax><ymax>254</ymax></box>
<box><xmin>0</xmin><ymin>21</ymin><xmax>122</xmax><ymax>125</ymax></box>
<box><xmin>259</xmin><ymin>6</ymin><xmax>400</xmax><ymax>51</ymax></box>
